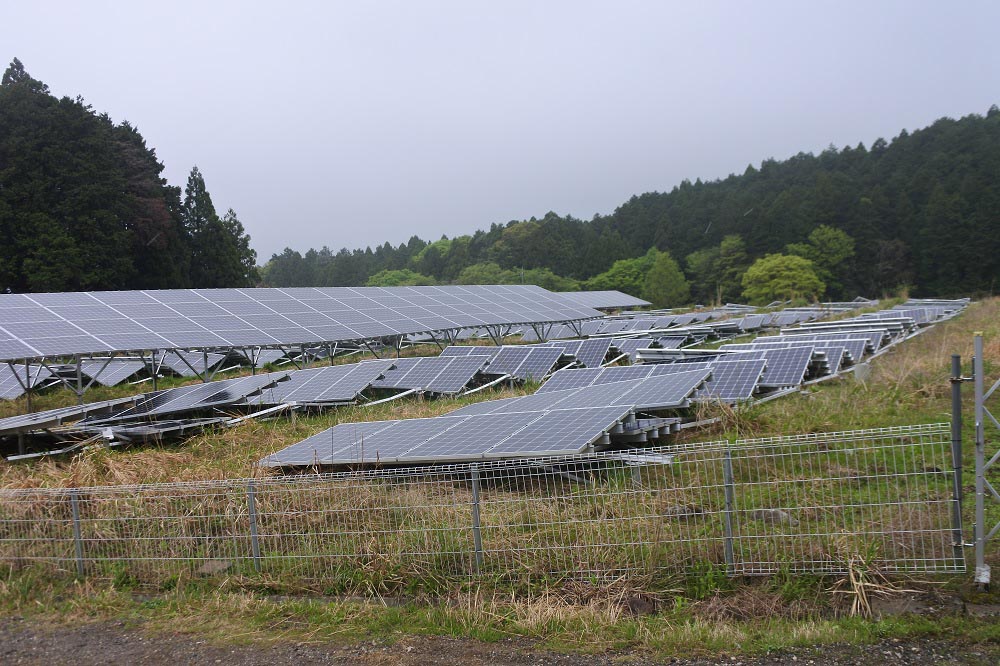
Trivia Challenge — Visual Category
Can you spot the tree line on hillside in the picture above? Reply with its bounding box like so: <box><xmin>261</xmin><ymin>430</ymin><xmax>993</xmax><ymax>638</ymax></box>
<box><xmin>262</xmin><ymin>106</ymin><xmax>1000</xmax><ymax>304</ymax></box>
<box><xmin>0</xmin><ymin>59</ymin><xmax>257</xmax><ymax>293</ymax></box>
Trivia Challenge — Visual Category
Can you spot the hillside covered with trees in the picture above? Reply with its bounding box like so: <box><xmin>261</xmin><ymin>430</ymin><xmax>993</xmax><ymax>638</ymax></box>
<box><xmin>0</xmin><ymin>59</ymin><xmax>257</xmax><ymax>292</ymax></box>
<box><xmin>263</xmin><ymin>107</ymin><xmax>1000</xmax><ymax>305</ymax></box>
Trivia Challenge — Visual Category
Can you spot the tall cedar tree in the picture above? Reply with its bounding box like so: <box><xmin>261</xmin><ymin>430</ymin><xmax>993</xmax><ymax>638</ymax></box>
<box><xmin>181</xmin><ymin>166</ymin><xmax>257</xmax><ymax>288</ymax></box>
<box><xmin>0</xmin><ymin>59</ymin><xmax>257</xmax><ymax>293</ymax></box>
<box><xmin>0</xmin><ymin>58</ymin><xmax>192</xmax><ymax>292</ymax></box>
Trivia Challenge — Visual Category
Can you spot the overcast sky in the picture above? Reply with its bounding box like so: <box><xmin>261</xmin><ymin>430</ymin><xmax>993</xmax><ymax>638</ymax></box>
<box><xmin>5</xmin><ymin>1</ymin><xmax>999</xmax><ymax>261</ymax></box>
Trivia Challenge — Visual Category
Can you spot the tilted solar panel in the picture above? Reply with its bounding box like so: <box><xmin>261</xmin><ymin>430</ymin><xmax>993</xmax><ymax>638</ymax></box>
<box><xmin>258</xmin><ymin>360</ymin><xmax>396</xmax><ymax>404</ymax></box>
<box><xmin>0</xmin><ymin>364</ymin><xmax>53</xmax><ymax>400</ymax></box>
<box><xmin>77</xmin><ymin>359</ymin><xmax>148</xmax><ymax>386</ymax></box>
<box><xmin>97</xmin><ymin>372</ymin><xmax>289</xmax><ymax>420</ymax></box>
<box><xmin>260</xmin><ymin>405</ymin><xmax>633</xmax><ymax>466</ymax></box>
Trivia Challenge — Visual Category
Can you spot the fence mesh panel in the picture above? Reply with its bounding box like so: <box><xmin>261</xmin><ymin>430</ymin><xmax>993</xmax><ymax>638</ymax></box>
<box><xmin>0</xmin><ymin>423</ymin><xmax>963</xmax><ymax>590</ymax></box>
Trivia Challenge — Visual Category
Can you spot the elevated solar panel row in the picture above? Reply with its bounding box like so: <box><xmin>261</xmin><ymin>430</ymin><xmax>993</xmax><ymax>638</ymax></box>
<box><xmin>0</xmin><ymin>285</ymin><xmax>602</xmax><ymax>363</ymax></box>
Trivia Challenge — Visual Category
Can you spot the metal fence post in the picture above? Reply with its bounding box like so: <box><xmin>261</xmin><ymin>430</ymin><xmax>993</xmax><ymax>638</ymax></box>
<box><xmin>247</xmin><ymin>480</ymin><xmax>262</xmax><ymax>573</ymax></box>
<box><xmin>722</xmin><ymin>449</ymin><xmax>736</xmax><ymax>576</ymax></box>
<box><xmin>470</xmin><ymin>467</ymin><xmax>484</xmax><ymax>573</ymax></box>
<box><xmin>69</xmin><ymin>490</ymin><xmax>84</xmax><ymax>578</ymax></box>
<box><xmin>973</xmin><ymin>334</ymin><xmax>991</xmax><ymax>587</ymax></box>
<box><xmin>951</xmin><ymin>355</ymin><xmax>965</xmax><ymax>565</ymax></box>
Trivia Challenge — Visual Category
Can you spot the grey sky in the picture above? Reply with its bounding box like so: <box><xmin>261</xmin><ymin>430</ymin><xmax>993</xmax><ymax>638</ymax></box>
<box><xmin>5</xmin><ymin>1</ymin><xmax>999</xmax><ymax>261</ymax></box>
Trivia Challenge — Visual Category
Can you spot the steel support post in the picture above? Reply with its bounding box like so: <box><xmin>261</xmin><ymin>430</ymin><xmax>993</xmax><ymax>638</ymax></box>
<box><xmin>722</xmin><ymin>449</ymin><xmax>736</xmax><ymax>576</ymax></box>
<box><xmin>470</xmin><ymin>467</ymin><xmax>484</xmax><ymax>573</ymax></box>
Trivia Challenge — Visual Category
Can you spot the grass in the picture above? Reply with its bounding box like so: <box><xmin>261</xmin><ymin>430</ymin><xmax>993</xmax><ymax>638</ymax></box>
<box><xmin>0</xmin><ymin>570</ymin><xmax>996</xmax><ymax>658</ymax></box>
<box><xmin>0</xmin><ymin>299</ymin><xmax>998</xmax><ymax>658</ymax></box>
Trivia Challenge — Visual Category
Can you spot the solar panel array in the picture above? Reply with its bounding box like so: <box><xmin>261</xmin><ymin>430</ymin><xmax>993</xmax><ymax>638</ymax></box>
<box><xmin>0</xmin><ymin>285</ymin><xmax>601</xmax><ymax>363</ymax></box>
<box><xmin>260</xmin><ymin>405</ymin><xmax>634</xmax><ymax>466</ymax></box>
<box><xmin>450</xmin><ymin>370</ymin><xmax>710</xmax><ymax>416</ymax></box>
<box><xmin>544</xmin><ymin>358</ymin><xmax>767</xmax><ymax>403</ymax></box>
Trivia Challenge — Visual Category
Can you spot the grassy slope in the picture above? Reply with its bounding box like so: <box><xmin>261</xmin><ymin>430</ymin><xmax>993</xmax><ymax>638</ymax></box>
<box><xmin>0</xmin><ymin>299</ymin><xmax>998</xmax><ymax>658</ymax></box>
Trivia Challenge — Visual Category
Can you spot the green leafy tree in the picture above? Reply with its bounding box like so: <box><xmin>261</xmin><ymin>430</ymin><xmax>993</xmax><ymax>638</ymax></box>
<box><xmin>584</xmin><ymin>249</ymin><xmax>658</xmax><ymax>296</ymax></box>
<box><xmin>741</xmin><ymin>254</ymin><xmax>825</xmax><ymax>304</ymax></box>
<box><xmin>786</xmin><ymin>225</ymin><xmax>855</xmax><ymax>298</ymax></box>
<box><xmin>520</xmin><ymin>267</ymin><xmax>579</xmax><ymax>291</ymax></box>
<box><xmin>366</xmin><ymin>269</ymin><xmax>435</xmax><ymax>286</ymax></box>
<box><xmin>456</xmin><ymin>262</ymin><xmax>515</xmax><ymax>285</ymax></box>
<box><xmin>642</xmin><ymin>250</ymin><xmax>690</xmax><ymax>307</ymax></box>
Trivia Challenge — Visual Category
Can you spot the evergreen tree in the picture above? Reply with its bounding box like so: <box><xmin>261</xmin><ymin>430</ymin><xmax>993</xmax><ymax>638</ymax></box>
<box><xmin>181</xmin><ymin>168</ymin><xmax>257</xmax><ymax>287</ymax></box>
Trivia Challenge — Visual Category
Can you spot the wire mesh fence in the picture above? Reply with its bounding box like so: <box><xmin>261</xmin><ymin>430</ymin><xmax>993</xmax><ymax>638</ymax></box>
<box><xmin>0</xmin><ymin>423</ymin><xmax>963</xmax><ymax>591</ymax></box>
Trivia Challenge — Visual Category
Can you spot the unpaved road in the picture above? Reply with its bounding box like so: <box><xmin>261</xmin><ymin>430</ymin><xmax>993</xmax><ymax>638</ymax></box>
<box><xmin>0</xmin><ymin>617</ymin><xmax>996</xmax><ymax>665</ymax></box>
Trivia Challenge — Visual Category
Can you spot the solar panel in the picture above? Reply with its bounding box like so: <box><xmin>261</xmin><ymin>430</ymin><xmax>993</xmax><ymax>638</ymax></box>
<box><xmin>741</xmin><ymin>336</ymin><xmax>867</xmax><ymax>363</ymax></box>
<box><xmin>487</xmin><ymin>347</ymin><xmax>564</xmax><ymax>381</ymax></box>
<box><xmin>154</xmin><ymin>351</ymin><xmax>227</xmax><ymax>377</ymax></box>
<box><xmin>0</xmin><ymin>286</ymin><xmax>602</xmax><ymax>363</ymax></box>
<box><xmin>538</xmin><ymin>338</ymin><xmax>612</xmax><ymax>368</ymax></box>
<box><xmin>426</xmin><ymin>355</ymin><xmax>491</xmax><ymax>393</ymax></box>
<box><xmin>610</xmin><ymin>338</ymin><xmax>655</xmax><ymax>361</ymax></box>
<box><xmin>258</xmin><ymin>360</ymin><xmax>396</xmax><ymax>404</ymax></box>
<box><xmin>453</xmin><ymin>369</ymin><xmax>710</xmax><ymax>415</ymax></box>
<box><xmin>554</xmin><ymin>290</ymin><xmax>651</xmax><ymax>310</ymax></box>
<box><xmin>512</xmin><ymin>347</ymin><xmax>565</xmax><ymax>381</ymax></box>
<box><xmin>651</xmin><ymin>336</ymin><xmax>685</xmax><ymax>349</ymax></box>
<box><xmin>697</xmin><ymin>358</ymin><xmax>767</xmax><ymax>402</ymax></box>
<box><xmin>486</xmin><ymin>407</ymin><xmax>631</xmax><ymax>455</ymax></box>
<box><xmin>726</xmin><ymin>347</ymin><xmax>814</xmax><ymax>388</ymax></box>
<box><xmin>371</xmin><ymin>356</ymin><xmax>489</xmax><ymax>394</ymax></box>
<box><xmin>77</xmin><ymin>359</ymin><xmax>148</xmax><ymax>386</ymax></box>
<box><xmin>439</xmin><ymin>345</ymin><xmax>499</xmax><ymax>360</ymax></box>
<box><xmin>0</xmin><ymin>364</ymin><xmax>53</xmax><ymax>400</ymax></box>
<box><xmin>538</xmin><ymin>367</ymin><xmax>607</xmax><ymax>393</ymax></box>
<box><xmin>98</xmin><ymin>372</ymin><xmax>289</xmax><ymax>420</ymax></box>
<box><xmin>260</xmin><ymin>405</ymin><xmax>634</xmax><ymax>466</ymax></box>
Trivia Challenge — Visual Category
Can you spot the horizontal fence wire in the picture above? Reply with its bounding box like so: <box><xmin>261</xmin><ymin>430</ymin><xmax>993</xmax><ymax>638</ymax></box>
<box><xmin>0</xmin><ymin>423</ymin><xmax>964</xmax><ymax>591</ymax></box>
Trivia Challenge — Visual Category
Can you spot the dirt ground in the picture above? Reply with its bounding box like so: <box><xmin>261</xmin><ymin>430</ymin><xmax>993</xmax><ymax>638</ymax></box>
<box><xmin>0</xmin><ymin>617</ymin><xmax>997</xmax><ymax>666</ymax></box>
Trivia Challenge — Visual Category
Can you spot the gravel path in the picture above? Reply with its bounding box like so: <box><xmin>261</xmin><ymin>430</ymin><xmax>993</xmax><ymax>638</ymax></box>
<box><xmin>0</xmin><ymin>617</ymin><xmax>996</xmax><ymax>665</ymax></box>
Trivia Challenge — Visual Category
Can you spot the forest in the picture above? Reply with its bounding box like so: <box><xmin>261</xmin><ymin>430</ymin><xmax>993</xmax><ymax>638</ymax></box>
<box><xmin>0</xmin><ymin>59</ymin><xmax>257</xmax><ymax>293</ymax></box>
<box><xmin>262</xmin><ymin>106</ymin><xmax>1000</xmax><ymax>305</ymax></box>
<box><xmin>2</xmin><ymin>54</ymin><xmax>998</xmax><ymax>304</ymax></box>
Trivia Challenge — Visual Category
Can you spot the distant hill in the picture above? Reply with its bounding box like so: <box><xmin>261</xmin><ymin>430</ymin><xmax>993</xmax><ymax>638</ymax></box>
<box><xmin>263</xmin><ymin>107</ymin><xmax>1000</xmax><ymax>301</ymax></box>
